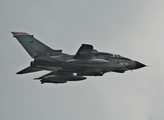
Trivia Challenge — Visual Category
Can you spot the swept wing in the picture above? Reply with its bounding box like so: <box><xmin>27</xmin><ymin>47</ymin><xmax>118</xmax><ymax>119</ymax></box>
<box><xmin>73</xmin><ymin>44</ymin><xmax>95</xmax><ymax>59</ymax></box>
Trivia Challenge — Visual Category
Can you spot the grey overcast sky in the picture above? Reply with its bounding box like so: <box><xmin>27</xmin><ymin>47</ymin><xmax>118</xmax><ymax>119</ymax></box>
<box><xmin>1</xmin><ymin>0</ymin><xmax>164</xmax><ymax>120</ymax></box>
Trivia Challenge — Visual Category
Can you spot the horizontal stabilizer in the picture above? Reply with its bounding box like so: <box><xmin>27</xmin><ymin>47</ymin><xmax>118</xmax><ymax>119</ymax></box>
<box><xmin>16</xmin><ymin>66</ymin><xmax>42</xmax><ymax>74</ymax></box>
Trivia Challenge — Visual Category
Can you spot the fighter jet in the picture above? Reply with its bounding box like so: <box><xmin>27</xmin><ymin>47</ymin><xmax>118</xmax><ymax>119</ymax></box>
<box><xmin>12</xmin><ymin>32</ymin><xmax>146</xmax><ymax>84</ymax></box>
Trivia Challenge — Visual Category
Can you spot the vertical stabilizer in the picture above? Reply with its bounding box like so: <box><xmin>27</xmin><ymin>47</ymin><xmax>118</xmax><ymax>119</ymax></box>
<box><xmin>11</xmin><ymin>32</ymin><xmax>54</xmax><ymax>58</ymax></box>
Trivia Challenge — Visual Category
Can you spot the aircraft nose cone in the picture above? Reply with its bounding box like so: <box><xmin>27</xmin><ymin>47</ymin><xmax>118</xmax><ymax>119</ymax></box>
<box><xmin>134</xmin><ymin>61</ymin><xmax>146</xmax><ymax>69</ymax></box>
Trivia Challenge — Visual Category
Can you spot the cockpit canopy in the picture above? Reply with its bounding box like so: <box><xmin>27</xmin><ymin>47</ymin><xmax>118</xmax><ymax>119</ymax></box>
<box><xmin>112</xmin><ymin>54</ymin><xmax>123</xmax><ymax>58</ymax></box>
<box><xmin>110</xmin><ymin>54</ymin><xmax>131</xmax><ymax>60</ymax></box>
<box><xmin>106</xmin><ymin>53</ymin><xmax>123</xmax><ymax>58</ymax></box>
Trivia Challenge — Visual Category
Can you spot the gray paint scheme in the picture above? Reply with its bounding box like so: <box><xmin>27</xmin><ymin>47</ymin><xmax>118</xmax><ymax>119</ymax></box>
<box><xmin>12</xmin><ymin>32</ymin><xmax>146</xmax><ymax>84</ymax></box>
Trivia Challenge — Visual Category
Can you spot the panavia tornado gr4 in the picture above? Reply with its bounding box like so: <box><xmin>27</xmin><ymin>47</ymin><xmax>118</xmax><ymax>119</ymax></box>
<box><xmin>12</xmin><ymin>32</ymin><xmax>146</xmax><ymax>84</ymax></box>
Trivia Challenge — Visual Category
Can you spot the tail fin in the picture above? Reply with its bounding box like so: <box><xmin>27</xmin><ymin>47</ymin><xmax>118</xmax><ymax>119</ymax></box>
<box><xmin>11</xmin><ymin>32</ymin><xmax>54</xmax><ymax>58</ymax></box>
